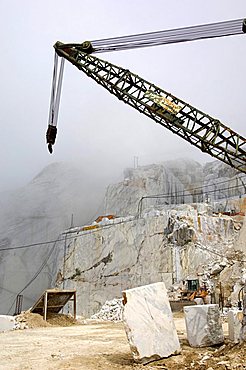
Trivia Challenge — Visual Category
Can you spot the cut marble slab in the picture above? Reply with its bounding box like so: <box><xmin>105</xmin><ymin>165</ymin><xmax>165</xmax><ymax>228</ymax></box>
<box><xmin>0</xmin><ymin>315</ymin><xmax>15</xmax><ymax>332</ymax></box>
<box><xmin>228</xmin><ymin>309</ymin><xmax>243</xmax><ymax>343</ymax></box>
<box><xmin>184</xmin><ymin>304</ymin><xmax>224</xmax><ymax>347</ymax></box>
<box><xmin>241</xmin><ymin>295</ymin><xmax>246</xmax><ymax>341</ymax></box>
<box><xmin>122</xmin><ymin>282</ymin><xmax>180</xmax><ymax>364</ymax></box>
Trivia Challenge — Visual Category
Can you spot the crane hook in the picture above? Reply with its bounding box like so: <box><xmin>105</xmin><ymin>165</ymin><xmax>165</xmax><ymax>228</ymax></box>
<box><xmin>46</xmin><ymin>124</ymin><xmax>57</xmax><ymax>154</ymax></box>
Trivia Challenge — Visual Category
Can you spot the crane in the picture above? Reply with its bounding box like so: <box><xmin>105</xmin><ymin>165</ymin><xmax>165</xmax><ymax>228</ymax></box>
<box><xmin>46</xmin><ymin>18</ymin><xmax>246</xmax><ymax>173</ymax></box>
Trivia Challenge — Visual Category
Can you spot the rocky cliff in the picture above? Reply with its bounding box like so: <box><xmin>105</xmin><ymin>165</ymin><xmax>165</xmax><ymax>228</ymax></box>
<box><xmin>0</xmin><ymin>158</ymin><xmax>244</xmax><ymax>315</ymax></box>
<box><xmin>53</xmin><ymin>202</ymin><xmax>244</xmax><ymax>317</ymax></box>
<box><xmin>105</xmin><ymin>159</ymin><xmax>244</xmax><ymax>216</ymax></box>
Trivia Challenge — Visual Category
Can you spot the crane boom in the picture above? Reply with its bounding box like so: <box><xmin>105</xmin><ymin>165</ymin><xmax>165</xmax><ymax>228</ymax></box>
<box><xmin>48</xmin><ymin>42</ymin><xmax>246</xmax><ymax>173</ymax></box>
<box><xmin>47</xmin><ymin>19</ymin><xmax>246</xmax><ymax>173</ymax></box>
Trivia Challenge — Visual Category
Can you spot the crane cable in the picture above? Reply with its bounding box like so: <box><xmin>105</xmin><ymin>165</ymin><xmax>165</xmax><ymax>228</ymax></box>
<box><xmin>46</xmin><ymin>53</ymin><xmax>65</xmax><ymax>153</ymax></box>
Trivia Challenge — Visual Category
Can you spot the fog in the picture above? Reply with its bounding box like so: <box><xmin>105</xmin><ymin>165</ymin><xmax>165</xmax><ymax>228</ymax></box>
<box><xmin>0</xmin><ymin>0</ymin><xmax>246</xmax><ymax>192</ymax></box>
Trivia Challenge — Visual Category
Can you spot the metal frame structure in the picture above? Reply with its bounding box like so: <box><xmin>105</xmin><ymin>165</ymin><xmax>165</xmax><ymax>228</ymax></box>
<box><xmin>14</xmin><ymin>294</ymin><xmax>23</xmax><ymax>315</ymax></box>
<box><xmin>31</xmin><ymin>289</ymin><xmax>76</xmax><ymax>321</ymax></box>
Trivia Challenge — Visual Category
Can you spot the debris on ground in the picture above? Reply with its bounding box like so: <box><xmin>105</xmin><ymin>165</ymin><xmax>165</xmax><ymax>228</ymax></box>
<box><xmin>15</xmin><ymin>312</ymin><xmax>50</xmax><ymax>329</ymax></box>
<box><xmin>1</xmin><ymin>318</ymin><xmax>245</xmax><ymax>370</ymax></box>
<box><xmin>90</xmin><ymin>298</ymin><xmax>123</xmax><ymax>322</ymax></box>
<box><xmin>15</xmin><ymin>311</ymin><xmax>79</xmax><ymax>329</ymax></box>
<box><xmin>153</xmin><ymin>339</ymin><xmax>246</xmax><ymax>370</ymax></box>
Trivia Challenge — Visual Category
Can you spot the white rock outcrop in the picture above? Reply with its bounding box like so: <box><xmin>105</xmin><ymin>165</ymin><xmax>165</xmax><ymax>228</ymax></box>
<box><xmin>52</xmin><ymin>202</ymin><xmax>240</xmax><ymax>317</ymax></box>
<box><xmin>105</xmin><ymin>159</ymin><xmax>243</xmax><ymax>217</ymax></box>
<box><xmin>122</xmin><ymin>282</ymin><xmax>180</xmax><ymax>364</ymax></box>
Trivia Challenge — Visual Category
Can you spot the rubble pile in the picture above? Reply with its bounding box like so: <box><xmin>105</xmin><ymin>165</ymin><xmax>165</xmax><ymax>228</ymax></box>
<box><xmin>90</xmin><ymin>298</ymin><xmax>123</xmax><ymax>322</ymax></box>
<box><xmin>201</xmin><ymin>249</ymin><xmax>246</xmax><ymax>307</ymax></box>
<box><xmin>14</xmin><ymin>312</ymin><xmax>78</xmax><ymax>329</ymax></box>
<box><xmin>168</xmin><ymin>283</ymin><xmax>183</xmax><ymax>301</ymax></box>
<box><xmin>14</xmin><ymin>312</ymin><xmax>50</xmax><ymax>329</ymax></box>
<box><xmin>14</xmin><ymin>315</ymin><xmax>29</xmax><ymax>330</ymax></box>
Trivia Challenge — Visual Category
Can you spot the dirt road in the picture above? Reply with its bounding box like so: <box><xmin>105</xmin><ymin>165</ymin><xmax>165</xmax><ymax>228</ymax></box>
<box><xmin>0</xmin><ymin>315</ymin><xmax>245</xmax><ymax>370</ymax></box>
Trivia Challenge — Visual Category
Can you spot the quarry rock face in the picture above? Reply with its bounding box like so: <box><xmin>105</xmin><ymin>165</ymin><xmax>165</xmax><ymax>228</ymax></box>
<box><xmin>122</xmin><ymin>282</ymin><xmax>180</xmax><ymax>364</ymax></box>
<box><xmin>0</xmin><ymin>158</ymin><xmax>244</xmax><ymax>316</ymax></box>
<box><xmin>53</xmin><ymin>203</ymin><xmax>239</xmax><ymax>317</ymax></box>
<box><xmin>104</xmin><ymin>161</ymin><xmax>198</xmax><ymax>217</ymax></box>
<box><xmin>104</xmin><ymin>159</ymin><xmax>243</xmax><ymax>217</ymax></box>
<box><xmin>234</xmin><ymin>204</ymin><xmax>246</xmax><ymax>255</ymax></box>
<box><xmin>203</xmin><ymin>161</ymin><xmax>244</xmax><ymax>202</ymax></box>
<box><xmin>184</xmin><ymin>304</ymin><xmax>224</xmax><ymax>347</ymax></box>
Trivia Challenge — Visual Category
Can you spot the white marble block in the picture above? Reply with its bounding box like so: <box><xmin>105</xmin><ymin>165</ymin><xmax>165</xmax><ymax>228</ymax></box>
<box><xmin>0</xmin><ymin>315</ymin><xmax>15</xmax><ymax>332</ymax></box>
<box><xmin>184</xmin><ymin>304</ymin><xmax>224</xmax><ymax>347</ymax></box>
<box><xmin>228</xmin><ymin>310</ymin><xmax>243</xmax><ymax>343</ymax></box>
<box><xmin>122</xmin><ymin>282</ymin><xmax>181</xmax><ymax>364</ymax></box>
<box><xmin>241</xmin><ymin>295</ymin><xmax>246</xmax><ymax>341</ymax></box>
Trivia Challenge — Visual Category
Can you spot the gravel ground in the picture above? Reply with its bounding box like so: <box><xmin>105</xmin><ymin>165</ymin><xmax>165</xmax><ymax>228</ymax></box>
<box><xmin>0</xmin><ymin>313</ymin><xmax>245</xmax><ymax>370</ymax></box>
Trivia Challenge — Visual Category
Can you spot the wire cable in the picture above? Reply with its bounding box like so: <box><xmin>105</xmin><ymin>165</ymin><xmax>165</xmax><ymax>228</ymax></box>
<box><xmin>142</xmin><ymin>173</ymin><xmax>246</xmax><ymax>199</ymax></box>
<box><xmin>6</xmin><ymin>237</ymin><xmax>59</xmax><ymax>315</ymax></box>
<box><xmin>140</xmin><ymin>183</ymin><xmax>245</xmax><ymax>202</ymax></box>
<box><xmin>195</xmin><ymin>243</ymin><xmax>246</xmax><ymax>263</ymax></box>
<box><xmin>0</xmin><ymin>176</ymin><xmax>245</xmax><ymax>253</ymax></box>
<box><xmin>139</xmin><ymin>176</ymin><xmax>246</xmax><ymax>201</ymax></box>
<box><xmin>0</xmin><ymin>237</ymin><xmax>65</xmax><ymax>251</ymax></box>
<box><xmin>137</xmin><ymin>177</ymin><xmax>246</xmax><ymax>216</ymax></box>
<box><xmin>0</xmin><ymin>218</ymin><xmax>136</xmax><ymax>252</ymax></box>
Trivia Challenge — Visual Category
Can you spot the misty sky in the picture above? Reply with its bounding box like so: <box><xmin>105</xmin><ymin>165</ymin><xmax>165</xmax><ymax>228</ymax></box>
<box><xmin>0</xmin><ymin>0</ymin><xmax>246</xmax><ymax>192</ymax></box>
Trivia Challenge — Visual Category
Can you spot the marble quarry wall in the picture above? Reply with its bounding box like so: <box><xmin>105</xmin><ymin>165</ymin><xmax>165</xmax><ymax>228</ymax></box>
<box><xmin>53</xmin><ymin>202</ymin><xmax>242</xmax><ymax>317</ymax></box>
<box><xmin>0</xmin><ymin>159</ymin><xmax>244</xmax><ymax>315</ymax></box>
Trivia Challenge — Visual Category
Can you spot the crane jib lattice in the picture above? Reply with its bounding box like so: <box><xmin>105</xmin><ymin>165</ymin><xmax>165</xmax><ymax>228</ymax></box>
<box><xmin>47</xmin><ymin>18</ymin><xmax>246</xmax><ymax>173</ymax></box>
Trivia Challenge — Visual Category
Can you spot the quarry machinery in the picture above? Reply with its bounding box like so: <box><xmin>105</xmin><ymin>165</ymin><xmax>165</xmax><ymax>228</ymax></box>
<box><xmin>46</xmin><ymin>18</ymin><xmax>246</xmax><ymax>174</ymax></box>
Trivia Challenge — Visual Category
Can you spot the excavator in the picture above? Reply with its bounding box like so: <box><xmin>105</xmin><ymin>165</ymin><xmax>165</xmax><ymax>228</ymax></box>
<box><xmin>46</xmin><ymin>18</ymin><xmax>246</xmax><ymax>174</ymax></box>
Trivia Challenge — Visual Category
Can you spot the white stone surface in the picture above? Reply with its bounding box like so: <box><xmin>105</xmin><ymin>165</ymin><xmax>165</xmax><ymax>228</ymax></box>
<box><xmin>122</xmin><ymin>282</ymin><xmax>181</xmax><ymax>364</ymax></box>
<box><xmin>105</xmin><ymin>159</ymin><xmax>241</xmax><ymax>217</ymax></box>
<box><xmin>184</xmin><ymin>304</ymin><xmax>224</xmax><ymax>347</ymax></box>
<box><xmin>53</xmin><ymin>202</ymin><xmax>238</xmax><ymax>317</ymax></box>
<box><xmin>53</xmin><ymin>199</ymin><xmax>238</xmax><ymax>318</ymax></box>
<box><xmin>228</xmin><ymin>309</ymin><xmax>243</xmax><ymax>343</ymax></box>
<box><xmin>0</xmin><ymin>315</ymin><xmax>15</xmax><ymax>332</ymax></box>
